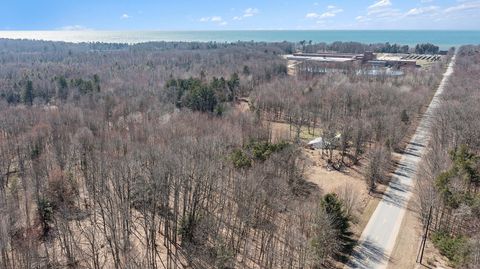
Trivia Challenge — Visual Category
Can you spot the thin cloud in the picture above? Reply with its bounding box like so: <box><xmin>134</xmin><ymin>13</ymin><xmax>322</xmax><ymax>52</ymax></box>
<box><xmin>319</xmin><ymin>11</ymin><xmax>341</xmax><ymax>18</ymax></box>
<box><xmin>404</xmin><ymin>6</ymin><xmax>439</xmax><ymax>17</ymax></box>
<box><xmin>306</xmin><ymin>12</ymin><xmax>320</xmax><ymax>18</ymax></box>
<box><xmin>58</xmin><ymin>25</ymin><xmax>91</xmax><ymax>31</ymax></box>
<box><xmin>444</xmin><ymin>1</ymin><xmax>480</xmax><ymax>14</ymax></box>
<box><xmin>121</xmin><ymin>14</ymin><xmax>130</xmax><ymax>19</ymax></box>
<box><xmin>233</xmin><ymin>7</ymin><xmax>259</xmax><ymax>21</ymax></box>
<box><xmin>244</xmin><ymin>8</ymin><xmax>259</xmax><ymax>17</ymax></box>
<box><xmin>355</xmin><ymin>15</ymin><xmax>371</xmax><ymax>22</ymax></box>
<box><xmin>366</xmin><ymin>0</ymin><xmax>400</xmax><ymax>17</ymax></box>
<box><xmin>306</xmin><ymin>6</ymin><xmax>343</xmax><ymax>19</ymax></box>
<box><xmin>362</xmin><ymin>0</ymin><xmax>401</xmax><ymax>19</ymax></box>
<box><xmin>211</xmin><ymin>16</ymin><xmax>223</xmax><ymax>22</ymax></box>
<box><xmin>355</xmin><ymin>0</ymin><xmax>478</xmax><ymax>26</ymax></box>
<box><xmin>199</xmin><ymin>16</ymin><xmax>227</xmax><ymax>25</ymax></box>
<box><xmin>368</xmin><ymin>0</ymin><xmax>392</xmax><ymax>10</ymax></box>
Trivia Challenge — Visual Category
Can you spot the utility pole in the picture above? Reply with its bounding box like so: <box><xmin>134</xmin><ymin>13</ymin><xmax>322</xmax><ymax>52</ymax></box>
<box><xmin>416</xmin><ymin>205</ymin><xmax>433</xmax><ymax>264</ymax></box>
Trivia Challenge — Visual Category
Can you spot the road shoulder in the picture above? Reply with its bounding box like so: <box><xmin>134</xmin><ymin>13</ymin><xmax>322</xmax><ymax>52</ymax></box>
<box><xmin>387</xmin><ymin>198</ymin><xmax>421</xmax><ymax>269</ymax></box>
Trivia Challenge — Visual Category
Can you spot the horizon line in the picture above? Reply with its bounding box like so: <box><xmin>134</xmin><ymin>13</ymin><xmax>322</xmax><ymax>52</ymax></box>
<box><xmin>1</xmin><ymin>29</ymin><xmax>480</xmax><ymax>32</ymax></box>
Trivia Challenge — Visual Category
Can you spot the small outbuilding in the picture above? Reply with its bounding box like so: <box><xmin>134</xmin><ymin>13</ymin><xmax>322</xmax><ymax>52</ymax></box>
<box><xmin>307</xmin><ymin>134</ymin><xmax>341</xmax><ymax>150</ymax></box>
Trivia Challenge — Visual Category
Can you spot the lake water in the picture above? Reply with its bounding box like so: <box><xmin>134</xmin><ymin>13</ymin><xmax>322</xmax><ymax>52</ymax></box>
<box><xmin>1</xmin><ymin>30</ymin><xmax>479</xmax><ymax>49</ymax></box>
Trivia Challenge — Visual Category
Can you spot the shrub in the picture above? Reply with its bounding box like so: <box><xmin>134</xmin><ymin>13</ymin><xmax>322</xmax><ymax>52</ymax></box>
<box><xmin>230</xmin><ymin>141</ymin><xmax>289</xmax><ymax>169</ymax></box>
<box><xmin>431</xmin><ymin>230</ymin><xmax>469</xmax><ymax>267</ymax></box>
<box><xmin>321</xmin><ymin>193</ymin><xmax>350</xmax><ymax>238</ymax></box>
<box><xmin>179</xmin><ymin>214</ymin><xmax>197</xmax><ymax>245</ymax></box>
<box><xmin>400</xmin><ymin>109</ymin><xmax>409</xmax><ymax>124</ymax></box>
<box><xmin>214</xmin><ymin>240</ymin><xmax>234</xmax><ymax>269</ymax></box>
<box><xmin>230</xmin><ymin>149</ymin><xmax>251</xmax><ymax>168</ymax></box>
<box><xmin>37</xmin><ymin>198</ymin><xmax>54</xmax><ymax>237</ymax></box>
<box><xmin>249</xmin><ymin>140</ymin><xmax>289</xmax><ymax>161</ymax></box>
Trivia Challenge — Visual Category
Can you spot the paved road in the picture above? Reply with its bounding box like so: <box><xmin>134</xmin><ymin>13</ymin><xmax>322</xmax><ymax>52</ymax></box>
<box><xmin>346</xmin><ymin>54</ymin><xmax>457</xmax><ymax>269</ymax></box>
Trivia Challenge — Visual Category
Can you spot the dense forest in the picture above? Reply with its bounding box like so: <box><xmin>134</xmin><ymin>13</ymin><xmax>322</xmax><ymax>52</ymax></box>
<box><xmin>0</xmin><ymin>38</ymin><xmax>465</xmax><ymax>269</ymax></box>
<box><xmin>416</xmin><ymin>45</ymin><xmax>480</xmax><ymax>268</ymax></box>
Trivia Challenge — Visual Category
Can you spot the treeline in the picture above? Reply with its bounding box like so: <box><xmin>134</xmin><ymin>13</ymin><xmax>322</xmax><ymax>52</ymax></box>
<box><xmin>376</xmin><ymin>42</ymin><xmax>439</xmax><ymax>54</ymax></box>
<box><xmin>0</xmin><ymin>39</ymin><xmax>289</xmax><ymax>105</ymax></box>
<box><xmin>300</xmin><ymin>40</ymin><xmax>441</xmax><ymax>54</ymax></box>
<box><xmin>416</xmin><ymin>46</ymin><xmax>480</xmax><ymax>268</ymax></box>
<box><xmin>0</xmin><ymin>38</ymin><xmax>295</xmax><ymax>54</ymax></box>
<box><xmin>414</xmin><ymin>43</ymin><xmax>440</xmax><ymax>55</ymax></box>
<box><xmin>376</xmin><ymin>42</ymin><xmax>410</xmax><ymax>53</ymax></box>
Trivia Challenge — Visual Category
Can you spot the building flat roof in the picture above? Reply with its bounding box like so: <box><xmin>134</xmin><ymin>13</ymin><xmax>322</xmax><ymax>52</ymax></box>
<box><xmin>286</xmin><ymin>55</ymin><xmax>354</xmax><ymax>62</ymax></box>
<box><xmin>293</xmin><ymin>52</ymin><xmax>362</xmax><ymax>58</ymax></box>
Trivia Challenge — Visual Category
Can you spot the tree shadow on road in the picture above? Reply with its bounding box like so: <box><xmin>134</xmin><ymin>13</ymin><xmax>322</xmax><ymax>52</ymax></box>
<box><xmin>383</xmin><ymin>187</ymin><xmax>410</xmax><ymax>208</ymax></box>
<box><xmin>346</xmin><ymin>238</ymin><xmax>391</xmax><ymax>268</ymax></box>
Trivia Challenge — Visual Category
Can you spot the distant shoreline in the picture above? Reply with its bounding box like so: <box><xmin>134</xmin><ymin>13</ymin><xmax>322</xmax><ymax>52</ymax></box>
<box><xmin>1</xmin><ymin>30</ymin><xmax>479</xmax><ymax>49</ymax></box>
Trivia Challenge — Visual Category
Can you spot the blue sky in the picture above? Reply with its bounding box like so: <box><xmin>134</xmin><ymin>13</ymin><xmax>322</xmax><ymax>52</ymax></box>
<box><xmin>1</xmin><ymin>0</ymin><xmax>480</xmax><ymax>30</ymax></box>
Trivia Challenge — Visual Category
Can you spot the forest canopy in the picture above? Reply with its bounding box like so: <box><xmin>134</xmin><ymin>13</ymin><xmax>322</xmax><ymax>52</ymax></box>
<box><xmin>0</xmin><ymin>38</ymin><xmax>464</xmax><ymax>269</ymax></box>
